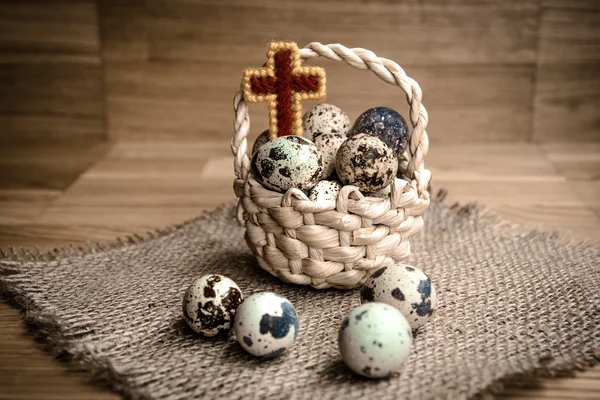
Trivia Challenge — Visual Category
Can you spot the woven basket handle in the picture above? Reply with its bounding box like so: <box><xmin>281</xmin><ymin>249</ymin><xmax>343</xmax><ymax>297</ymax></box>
<box><xmin>232</xmin><ymin>42</ymin><xmax>430</xmax><ymax>196</ymax></box>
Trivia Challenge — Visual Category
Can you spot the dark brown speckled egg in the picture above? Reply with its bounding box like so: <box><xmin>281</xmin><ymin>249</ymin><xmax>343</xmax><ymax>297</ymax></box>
<box><xmin>335</xmin><ymin>134</ymin><xmax>398</xmax><ymax>192</ymax></box>
<box><xmin>182</xmin><ymin>274</ymin><xmax>244</xmax><ymax>337</ymax></box>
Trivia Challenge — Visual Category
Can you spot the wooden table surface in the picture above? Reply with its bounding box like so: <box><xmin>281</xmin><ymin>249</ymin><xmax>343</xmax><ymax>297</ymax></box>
<box><xmin>1</xmin><ymin>140</ymin><xmax>599</xmax><ymax>399</ymax></box>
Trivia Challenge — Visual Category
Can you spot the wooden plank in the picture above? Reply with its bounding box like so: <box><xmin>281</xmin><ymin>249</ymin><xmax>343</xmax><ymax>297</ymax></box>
<box><xmin>34</xmin><ymin>207</ymin><xmax>206</xmax><ymax>233</ymax></box>
<box><xmin>0</xmin><ymin>143</ymin><xmax>108</xmax><ymax>225</ymax></box>
<box><xmin>0</xmin><ymin>143</ymin><xmax>109</xmax><ymax>191</ymax></box>
<box><xmin>0</xmin><ymin>63</ymin><xmax>104</xmax><ymax>118</ymax></box>
<box><xmin>541</xmin><ymin>142</ymin><xmax>600</xmax><ymax>181</ymax></box>
<box><xmin>541</xmin><ymin>142</ymin><xmax>600</xmax><ymax>219</ymax></box>
<box><xmin>427</xmin><ymin>143</ymin><xmax>559</xmax><ymax>177</ymax></box>
<box><xmin>533</xmin><ymin>64</ymin><xmax>600</xmax><ymax>142</ymax></box>
<box><xmin>141</xmin><ymin>0</ymin><xmax>539</xmax><ymax>65</ymax></box>
<box><xmin>542</xmin><ymin>0</ymin><xmax>600</xmax><ymax>9</ymax></box>
<box><xmin>570</xmin><ymin>181</ymin><xmax>600</xmax><ymax>219</ymax></box>
<box><xmin>108</xmin><ymin>140</ymin><xmax>233</xmax><ymax>158</ymax></box>
<box><xmin>538</xmin><ymin>8</ymin><xmax>600</xmax><ymax>65</ymax></box>
<box><xmin>0</xmin><ymin>1</ymin><xmax>100</xmax><ymax>58</ymax></box>
<box><xmin>0</xmin><ymin>0</ymin><xmax>106</xmax><ymax>143</ymax></box>
<box><xmin>500</xmin><ymin>368</ymin><xmax>600</xmax><ymax>399</ymax></box>
<box><xmin>104</xmin><ymin>61</ymin><xmax>534</xmax><ymax>142</ymax></box>
<box><xmin>98</xmin><ymin>0</ymin><xmax>540</xmax><ymax>64</ymax></box>
<box><xmin>0</xmin><ymin>189</ymin><xmax>61</xmax><ymax>225</ymax></box>
<box><xmin>96</xmin><ymin>0</ymin><xmax>149</xmax><ymax>62</ymax></box>
<box><xmin>0</xmin><ymin>302</ymin><xmax>119</xmax><ymax>400</ymax></box>
<box><xmin>533</xmin><ymin>9</ymin><xmax>600</xmax><ymax>142</ymax></box>
<box><xmin>98</xmin><ymin>0</ymin><xmax>539</xmax><ymax>142</ymax></box>
<box><xmin>0</xmin><ymin>115</ymin><xmax>106</xmax><ymax>143</ymax></box>
<box><xmin>427</xmin><ymin>143</ymin><xmax>600</xmax><ymax>239</ymax></box>
<box><xmin>36</xmin><ymin>142</ymin><xmax>230</xmax><ymax>229</ymax></box>
<box><xmin>0</xmin><ymin>223</ymin><xmax>142</xmax><ymax>250</ymax></box>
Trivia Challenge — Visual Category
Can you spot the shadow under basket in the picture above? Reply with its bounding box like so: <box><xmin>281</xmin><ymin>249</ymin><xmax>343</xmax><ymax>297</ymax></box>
<box><xmin>231</xmin><ymin>42</ymin><xmax>431</xmax><ymax>289</ymax></box>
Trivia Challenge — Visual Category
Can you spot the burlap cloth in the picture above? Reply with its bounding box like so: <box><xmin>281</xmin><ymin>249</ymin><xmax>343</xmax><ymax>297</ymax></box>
<box><xmin>1</xmin><ymin>195</ymin><xmax>599</xmax><ymax>400</ymax></box>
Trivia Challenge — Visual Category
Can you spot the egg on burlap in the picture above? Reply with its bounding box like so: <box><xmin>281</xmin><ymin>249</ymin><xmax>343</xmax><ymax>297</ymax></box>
<box><xmin>182</xmin><ymin>274</ymin><xmax>244</xmax><ymax>337</ymax></box>
<box><xmin>338</xmin><ymin>302</ymin><xmax>413</xmax><ymax>378</ymax></box>
<box><xmin>302</xmin><ymin>103</ymin><xmax>351</xmax><ymax>141</ymax></box>
<box><xmin>252</xmin><ymin>135</ymin><xmax>323</xmax><ymax>193</ymax></box>
<box><xmin>314</xmin><ymin>133</ymin><xmax>346</xmax><ymax>179</ymax></box>
<box><xmin>309</xmin><ymin>179</ymin><xmax>342</xmax><ymax>202</ymax></box>
<box><xmin>360</xmin><ymin>264</ymin><xmax>437</xmax><ymax>330</ymax></box>
<box><xmin>234</xmin><ymin>292</ymin><xmax>299</xmax><ymax>357</ymax></box>
<box><xmin>349</xmin><ymin>107</ymin><xmax>409</xmax><ymax>157</ymax></box>
<box><xmin>335</xmin><ymin>134</ymin><xmax>398</xmax><ymax>192</ymax></box>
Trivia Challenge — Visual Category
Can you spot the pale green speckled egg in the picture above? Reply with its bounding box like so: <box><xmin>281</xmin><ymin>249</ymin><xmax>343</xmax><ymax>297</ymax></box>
<box><xmin>338</xmin><ymin>302</ymin><xmax>413</xmax><ymax>378</ymax></box>
<box><xmin>252</xmin><ymin>136</ymin><xmax>322</xmax><ymax>193</ymax></box>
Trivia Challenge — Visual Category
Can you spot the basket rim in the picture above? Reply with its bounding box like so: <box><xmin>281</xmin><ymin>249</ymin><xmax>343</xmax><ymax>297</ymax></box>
<box><xmin>232</xmin><ymin>42</ymin><xmax>431</xmax><ymax>226</ymax></box>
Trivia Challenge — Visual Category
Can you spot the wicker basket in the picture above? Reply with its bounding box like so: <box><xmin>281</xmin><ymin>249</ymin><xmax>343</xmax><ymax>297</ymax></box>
<box><xmin>231</xmin><ymin>42</ymin><xmax>431</xmax><ymax>290</ymax></box>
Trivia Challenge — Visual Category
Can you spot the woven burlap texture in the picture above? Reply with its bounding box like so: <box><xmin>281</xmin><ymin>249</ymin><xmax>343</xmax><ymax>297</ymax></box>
<box><xmin>1</xmin><ymin>198</ymin><xmax>599</xmax><ymax>400</ymax></box>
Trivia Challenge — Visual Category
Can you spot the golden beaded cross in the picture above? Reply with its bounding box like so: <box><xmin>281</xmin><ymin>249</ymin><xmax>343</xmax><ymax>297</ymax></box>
<box><xmin>242</xmin><ymin>41</ymin><xmax>326</xmax><ymax>140</ymax></box>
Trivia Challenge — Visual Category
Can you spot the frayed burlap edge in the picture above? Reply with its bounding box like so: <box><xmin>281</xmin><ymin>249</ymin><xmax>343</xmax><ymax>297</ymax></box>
<box><xmin>1</xmin><ymin>189</ymin><xmax>598</xmax><ymax>400</ymax></box>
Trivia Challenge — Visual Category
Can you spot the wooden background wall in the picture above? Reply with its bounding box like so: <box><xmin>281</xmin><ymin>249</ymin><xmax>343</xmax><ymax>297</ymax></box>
<box><xmin>1</xmin><ymin>0</ymin><xmax>599</xmax><ymax>145</ymax></box>
<box><xmin>0</xmin><ymin>0</ymin><xmax>105</xmax><ymax>144</ymax></box>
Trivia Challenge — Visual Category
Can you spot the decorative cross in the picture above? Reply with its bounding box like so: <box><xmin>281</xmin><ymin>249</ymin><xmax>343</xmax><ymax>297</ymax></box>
<box><xmin>242</xmin><ymin>41</ymin><xmax>326</xmax><ymax>140</ymax></box>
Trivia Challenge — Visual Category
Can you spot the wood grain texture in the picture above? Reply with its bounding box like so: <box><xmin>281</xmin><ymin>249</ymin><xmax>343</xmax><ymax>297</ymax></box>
<box><xmin>1</xmin><ymin>140</ymin><xmax>599</xmax><ymax>399</ymax></box>
<box><xmin>99</xmin><ymin>0</ymin><xmax>539</xmax><ymax>65</ymax></box>
<box><xmin>1</xmin><ymin>143</ymin><xmax>109</xmax><ymax>191</ymax></box>
<box><xmin>533</xmin><ymin>7</ymin><xmax>600</xmax><ymax>142</ymax></box>
<box><xmin>541</xmin><ymin>142</ymin><xmax>600</xmax><ymax>181</ymax></box>
<box><xmin>0</xmin><ymin>305</ymin><xmax>119</xmax><ymax>400</ymax></box>
<box><xmin>542</xmin><ymin>0</ymin><xmax>600</xmax><ymax>9</ymax></box>
<box><xmin>0</xmin><ymin>0</ymin><xmax>106</xmax><ymax>143</ymax></box>
<box><xmin>104</xmin><ymin>60</ymin><xmax>535</xmax><ymax>142</ymax></box>
<box><xmin>97</xmin><ymin>0</ymin><xmax>540</xmax><ymax>142</ymax></box>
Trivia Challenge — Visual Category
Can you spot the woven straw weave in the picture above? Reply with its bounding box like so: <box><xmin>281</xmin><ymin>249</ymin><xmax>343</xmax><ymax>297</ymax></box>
<box><xmin>232</xmin><ymin>42</ymin><xmax>431</xmax><ymax>289</ymax></box>
<box><xmin>1</xmin><ymin>197</ymin><xmax>598</xmax><ymax>400</ymax></box>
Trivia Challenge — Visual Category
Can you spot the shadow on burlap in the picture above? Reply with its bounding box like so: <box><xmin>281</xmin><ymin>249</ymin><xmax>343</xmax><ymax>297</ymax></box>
<box><xmin>1</xmin><ymin>197</ymin><xmax>599</xmax><ymax>399</ymax></box>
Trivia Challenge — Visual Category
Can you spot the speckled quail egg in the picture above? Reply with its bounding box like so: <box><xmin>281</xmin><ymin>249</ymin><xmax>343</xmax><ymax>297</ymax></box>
<box><xmin>339</xmin><ymin>302</ymin><xmax>413</xmax><ymax>378</ymax></box>
<box><xmin>335</xmin><ymin>134</ymin><xmax>398</xmax><ymax>192</ymax></box>
<box><xmin>302</xmin><ymin>103</ymin><xmax>351</xmax><ymax>141</ymax></box>
<box><xmin>234</xmin><ymin>292</ymin><xmax>299</xmax><ymax>357</ymax></box>
<box><xmin>367</xmin><ymin>182</ymin><xmax>392</xmax><ymax>199</ymax></box>
<box><xmin>309</xmin><ymin>179</ymin><xmax>342</xmax><ymax>202</ymax></box>
<box><xmin>360</xmin><ymin>264</ymin><xmax>437</xmax><ymax>330</ymax></box>
<box><xmin>366</xmin><ymin>178</ymin><xmax>405</xmax><ymax>199</ymax></box>
<box><xmin>349</xmin><ymin>107</ymin><xmax>409</xmax><ymax>157</ymax></box>
<box><xmin>314</xmin><ymin>133</ymin><xmax>346</xmax><ymax>179</ymax></box>
<box><xmin>252</xmin><ymin>135</ymin><xmax>323</xmax><ymax>193</ymax></box>
<box><xmin>182</xmin><ymin>274</ymin><xmax>244</xmax><ymax>337</ymax></box>
<box><xmin>251</xmin><ymin>129</ymin><xmax>270</xmax><ymax>155</ymax></box>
